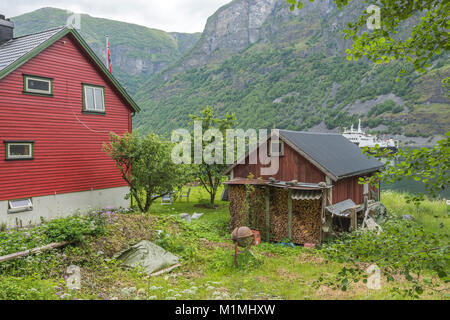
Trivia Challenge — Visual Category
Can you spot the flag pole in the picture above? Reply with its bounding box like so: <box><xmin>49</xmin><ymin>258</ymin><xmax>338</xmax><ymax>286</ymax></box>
<box><xmin>105</xmin><ymin>35</ymin><xmax>109</xmax><ymax>71</ymax></box>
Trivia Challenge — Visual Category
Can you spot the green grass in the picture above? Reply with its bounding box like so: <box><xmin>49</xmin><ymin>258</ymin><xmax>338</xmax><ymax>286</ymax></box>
<box><xmin>0</xmin><ymin>187</ymin><xmax>447</xmax><ymax>300</ymax></box>
<box><xmin>381</xmin><ymin>190</ymin><xmax>449</xmax><ymax>234</ymax></box>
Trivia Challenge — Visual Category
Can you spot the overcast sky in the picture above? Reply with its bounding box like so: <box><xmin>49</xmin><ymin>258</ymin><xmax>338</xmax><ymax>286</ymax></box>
<box><xmin>0</xmin><ymin>0</ymin><xmax>231</xmax><ymax>33</ymax></box>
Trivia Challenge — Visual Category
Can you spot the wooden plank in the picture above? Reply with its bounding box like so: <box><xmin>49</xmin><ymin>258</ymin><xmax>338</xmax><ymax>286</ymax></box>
<box><xmin>265</xmin><ymin>187</ymin><xmax>270</xmax><ymax>242</ymax></box>
<box><xmin>0</xmin><ymin>241</ymin><xmax>70</xmax><ymax>263</ymax></box>
<box><xmin>149</xmin><ymin>263</ymin><xmax>181</xmax><ymax>277</ymax></box>
<box><xmin>288</xmin><ymin>189</ymin><xmax>292</xmax><ymax>240</ymax></box>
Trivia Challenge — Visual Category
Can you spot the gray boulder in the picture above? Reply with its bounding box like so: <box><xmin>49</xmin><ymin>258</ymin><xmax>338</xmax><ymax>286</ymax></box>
<box><xmin>401</xmin><ymin>214</ymin><xmax>415</xmax><ymax>221</ymax></box>
<box><xmin>191</xmin><ymin>213</ymin><xmax>204</xmax><ymax>220</ymax></box>
<box><xmin>114</xmin><ymin>240</ymin><xmax>179</xmax><ymax>275</ymax></box>
<box><xmin>368</xmin><ymin>201</ymin><xmax>387</xmax><ymax>221</ymax></box>
<box><xmin>179</xmin><ymin>213</ymin><xmax>191</xmax><ymax>223</ymax></box>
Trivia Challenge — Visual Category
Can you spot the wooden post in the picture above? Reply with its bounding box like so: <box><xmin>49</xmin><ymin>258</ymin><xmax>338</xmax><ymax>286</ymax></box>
<box><xmin>288</xmin><ymin>189</ymin><xmax>292</xmax><ymax>240</ymax></box>
<box><xmin>320</xmin><ymin>190</ymin><xmax>326</xmax><ymax>243</ymax></box>
<box><xmin>265</xmin><ymin>187</ymin><xmax>270</xmax><ymax>242</ymax></box>
<box><xmin>350</xmin><ymin>208</ymin><xmax>357</xmax><ymax>231</ymax></box>
<box><xmin>245</xmin><ymin>186</ymin><xmax>250</xmax><ymax>226</ymax></box>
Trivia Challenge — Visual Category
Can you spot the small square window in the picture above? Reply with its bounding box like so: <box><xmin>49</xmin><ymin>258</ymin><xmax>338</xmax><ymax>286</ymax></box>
<box><xmin>270</xmin><ymin>140</ymin><xmax>284</xmax><ymax>156</ymax></box>
<box><xmin>4</xmin><ymin>141</ymin><xmax>34</xmax><ymax>160</ymax></box>
<box><xmin>23</xmin><ymin>75</ymin><xmax>53</xmax><ymax>95</ymax></box>
<box><xmin>83</xmin><ymin>84</ymin><xmax>105</xmax><ymax>113</ymax></box>
<box><xmin>8</xmin><ymin>198</ymin><xmax>33</xmax><ymax>214</ymax></box>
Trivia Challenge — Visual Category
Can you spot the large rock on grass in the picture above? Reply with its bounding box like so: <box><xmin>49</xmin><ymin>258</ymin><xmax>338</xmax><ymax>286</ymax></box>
<box><xmin>114</xmin><ymin>240</ymin><xmax>179</xmax><ymax>275</ymax></box>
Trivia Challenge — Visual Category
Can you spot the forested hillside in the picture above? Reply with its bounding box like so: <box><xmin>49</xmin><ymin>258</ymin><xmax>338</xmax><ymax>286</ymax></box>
<box><xmin>133</xmin><ymin>0</ymin><xmax>449</xmax><ymax>141</ymax></box>
<box><xmin>11</xmin><ymin>8</ymin><xmax>200</xmax><ymax>95</ymax></box>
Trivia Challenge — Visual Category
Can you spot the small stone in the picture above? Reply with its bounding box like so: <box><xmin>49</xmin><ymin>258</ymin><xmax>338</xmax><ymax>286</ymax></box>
<box><xmin>65</xmin><ymin>265</ymin><xmax>81</xmax><ymax>290</ymax></box>
<box><xmin>401</xmin><ymin>214</ymin><xmax>415</xmax><ymax>221</ymax></box>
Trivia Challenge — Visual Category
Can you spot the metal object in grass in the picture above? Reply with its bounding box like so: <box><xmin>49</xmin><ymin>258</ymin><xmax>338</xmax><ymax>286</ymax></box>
<box><xmin>231</xmin><ymin>226</ymin><xmax>254</xmax><ymax>266</ymax></box>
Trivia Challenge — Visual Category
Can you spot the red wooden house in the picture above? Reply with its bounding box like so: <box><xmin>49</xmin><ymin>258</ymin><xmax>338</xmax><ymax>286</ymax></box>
<box><xmin>0</xmin><ymin>17</ymin><xmax>140</xmax><ymax>227</ymax></box>
<box><xmin>224</xmin><ymin>130</ymin><xmax>384</xmax><ymax>243</ymax></box>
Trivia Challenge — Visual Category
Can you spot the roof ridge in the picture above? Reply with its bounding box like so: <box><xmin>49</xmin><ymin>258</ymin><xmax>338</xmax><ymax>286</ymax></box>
<box><xmin>11</xmin><ymin>26</ymin><xmax>66</xmax><ymax>41</ymax></box>
<box><xmin>278</xmin><ymin>129</ymin><xmax>341</xmax><ymax>136</ymax></box>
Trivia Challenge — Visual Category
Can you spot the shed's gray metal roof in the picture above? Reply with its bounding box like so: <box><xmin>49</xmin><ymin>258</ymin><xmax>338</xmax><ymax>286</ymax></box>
<box><xmin>279</xmin><ymin>130</ymin><xmax>384</xmax><ymax>179</ymax></box>
<box><xmin>0</xmin><ymin>27</ymin><xmax>65</xmax><ymax>72</ymax></box>
<box><xmin>326</xmin><ymin>199</ymin><xmax>359</xmax><ymax>217</ymax></box>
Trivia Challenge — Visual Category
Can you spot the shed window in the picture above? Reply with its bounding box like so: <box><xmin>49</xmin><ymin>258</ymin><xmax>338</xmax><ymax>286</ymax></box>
<box><xmin>270</xmin><ymin>140</ymin><xmax>284</xmax><ymax>156</ymax></box>
<box><xmin>23</xmin><ymin>75</ymin><xmax>52</xmax><ymax>95</ymax></box>
<box><xmin>5</xmin><ymin>141</ymin><xmax>34</xmax><ymax>160</ymax></box>
<box><xmin>8</xmin><ymin>198</ymin><xmax>33</xmax><ymax>213</ymax></box>
<box><xmin>83</xmin><ymin>84</ymin><xmax>105</xmax><ymax>112</ymax></box>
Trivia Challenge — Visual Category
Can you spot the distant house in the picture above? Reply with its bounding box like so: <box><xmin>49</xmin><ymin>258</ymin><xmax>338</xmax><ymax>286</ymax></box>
<box><xmin>0</xmin><ymin>16</ymin><xmax>140</xmax><ymax>227</ymax></box>
<box><xmin>224</xmin><ymin>130</ymin><xmax>384</xmax><ymax>244</ymax></box>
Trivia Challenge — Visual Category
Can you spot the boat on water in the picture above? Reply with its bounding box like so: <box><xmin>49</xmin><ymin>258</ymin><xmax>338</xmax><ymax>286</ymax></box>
<box><xmin>342</xmin><ymin>119</ymin><xmax>398</xmax><ymax>151</ymax></box>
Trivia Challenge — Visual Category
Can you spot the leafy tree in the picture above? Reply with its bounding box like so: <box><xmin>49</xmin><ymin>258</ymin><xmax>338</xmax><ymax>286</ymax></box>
<box><xmin>319</xmin><ymin>217</ymin><xmax>449</xmax><ymax>297</ymax></box>
<box><xmin>287</xmin><ymin>0</ymin><xmax>449</xmax><ymax>86</ymax></box>
<box><xmin>189</xmin><ymin>106</ymin><xmax>236</xmax><ymax>207</ymax></box>
<box><xmin>361</xmin><ymin>132</ymin><xmax>450</xmax><ymax>203</ymax></box>
<box><xmin>103</xmin><ymin>132</ymin><xmax>192</xmax><ymax>212</ymax></box>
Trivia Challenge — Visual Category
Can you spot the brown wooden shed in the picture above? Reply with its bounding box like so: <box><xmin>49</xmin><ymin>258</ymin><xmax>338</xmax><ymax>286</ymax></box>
<box><xmin>224</xmin><ymin>130</ymin><xmax>384</xmax><ymax>244</ymax></box>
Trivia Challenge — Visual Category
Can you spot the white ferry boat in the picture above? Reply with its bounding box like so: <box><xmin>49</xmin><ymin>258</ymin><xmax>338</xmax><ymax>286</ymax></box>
<box><xmin>342</xmin><ymin>119</ymin><xmax>398</xmax><ymax>151</ymax></box>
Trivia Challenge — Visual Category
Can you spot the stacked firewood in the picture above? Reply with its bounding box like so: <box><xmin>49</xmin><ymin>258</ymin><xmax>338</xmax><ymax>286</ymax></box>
<box><xmin>228</xmin><ymin>185</ymin><xmax>247</xmax><ymax>230</ymax></box>
<box><xmin>248</xmin><ymin>186</ymin><xmax>266</xmax><ymax>233</ymax></box>
<box><xmin>228</xmin><ymin>185</ymin><xmax>322</xmax><ymax>244</ymax></box>
<box><xmin>292</xmin><ymin>199</ymin><xmax>321</xmax><ymax>244</ymax></box>
<box><xmin>269</xmin><ymin>188</ymin><xmax>289</xmax><ymax>242</ymax></box>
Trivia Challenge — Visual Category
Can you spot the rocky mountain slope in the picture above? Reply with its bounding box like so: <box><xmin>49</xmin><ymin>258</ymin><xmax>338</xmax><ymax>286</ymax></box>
<box><xmin>11</xmin><ymin>8</ymin><xmax>200</xmax><ymax>95</ymax></box>
<box><xmin>133</xmin><ymin>0</ymin><xmax>449</xmax><ymax>142</ymax></box>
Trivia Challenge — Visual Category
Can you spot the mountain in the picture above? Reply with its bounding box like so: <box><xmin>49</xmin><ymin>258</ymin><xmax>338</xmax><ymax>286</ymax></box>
<box><xmin>133</xmin><ymin>0</ymin><xmax>449</xmax><ymax>143</ymax></box>
<box><xmin>11</xmin><ymin>8</ymin><xmax>200</xmax><ymax>95</ymax></box>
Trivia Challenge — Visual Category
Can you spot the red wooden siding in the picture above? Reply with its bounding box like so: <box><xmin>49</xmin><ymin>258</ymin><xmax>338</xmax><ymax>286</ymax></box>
<box><xmin>233</xmin><ymin>141</ymin><xmax>326</xmax><ymax>183</ymax></box>
<box><xmin>0</xmin><ymin>34</ymin><xmax>131</xmax><ymax>201</ymax></box>
<box><xmin>232</xmin><ymin>139</ymin><xmax>369</xmax><ymax>205</ymax></box>
<box><xmin>333</xmin><ymin>176</ymin><xmax>363</xmax><ymax>205</ymax></box>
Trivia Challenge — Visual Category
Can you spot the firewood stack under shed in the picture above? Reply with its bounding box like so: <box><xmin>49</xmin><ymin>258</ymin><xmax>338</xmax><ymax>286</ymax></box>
<box><xmin>225</xmin><ymin>178</ymin><xmax>329</xmax><ymax>244</ymax></box>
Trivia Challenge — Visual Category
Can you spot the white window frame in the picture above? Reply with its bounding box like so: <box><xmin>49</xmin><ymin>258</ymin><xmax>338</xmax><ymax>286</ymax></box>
<box><xmin>83</xmin><ymin>84</ymin><xmax>105</xmax><ymax>112</ymax></box>
<box><xmin>24</xmin><ymin>75</ymin><xmax>52</xmax><ymax>95</ymax></box>
<box><xmin>270</xmin><ymin>140</ymin><xmax>284</xmax><ymax>157</ymax></box>
<box><xmin>8</xmin><ymin>198</ymin><xmax>33</xmax><ymax>214</ymax></box>
<box><xmin>5</xmin><ymin>142</ymin><xmax>34</xmax><ymax>160</ymax></box>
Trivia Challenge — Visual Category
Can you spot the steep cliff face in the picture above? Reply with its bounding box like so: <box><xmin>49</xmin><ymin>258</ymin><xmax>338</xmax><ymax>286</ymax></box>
<box><xmin>11</xmin><ymin>7</ymin><xmax>200</xmax><ymax>94</ymax></box>
<box><xmin>134</xmin><ymin>0</ymin><xmax>449</xmax><ymax>139</ymax></box>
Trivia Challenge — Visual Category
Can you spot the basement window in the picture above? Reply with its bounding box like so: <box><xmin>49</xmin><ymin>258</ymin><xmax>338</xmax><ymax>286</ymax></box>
<box><xmin>4</xmin><ymin>141</ymin><xmax>34</xmax><ymax>160</ymax></box>
<box><xmin>83</xmin><ymin>84</ymin><xmax>105</xmax><ymax>113</ymax></box>
<box><xmin>23</xmin><ymin>75</ymin><xmax>53</xmax><ymax>95</ymax></box>
<box><xmin>8</xmin><ymin>198</ymin><xmax>33</xmax><ymax>214</ymax></box>
<box><xmin>270</xmin><ymin>140</ymin><xmax>284</xmax><ymax>157</ymax></box>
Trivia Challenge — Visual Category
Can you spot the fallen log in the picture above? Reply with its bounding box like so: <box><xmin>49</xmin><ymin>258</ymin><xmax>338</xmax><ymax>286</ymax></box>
<box><xmin>149</xmin><ymin>263</ymin><xmax>182</xmax><ymax>277</ymax></box>
<box><xmin>0</xmin><ymin>241</ymin><xmax>70</xmax><ymax>263</ymax></box>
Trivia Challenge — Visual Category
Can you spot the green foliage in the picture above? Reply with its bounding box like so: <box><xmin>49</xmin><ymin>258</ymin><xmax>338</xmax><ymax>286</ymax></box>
<box><xmin>319</xmin><ymin>216</ymin><xmax>449</xmax><ymax>297</ymax></box>
<box><xmin>188</xmin><ymin>106</ymin><xmax>236</xmax><ymax>205</ymax></box>
<box><xmin>12</xmin><ymin>8</ymin><xmax>200</xmax><ymax>96</ymax></box>
<box><xmin>362</xmin><ymin>132</ymin><xmax>450</xmax><ymax>199</ymax></box>
<box><xmin>103</xmin><ymin>131</ymin><xmax>193</xmax><ymax>212</ymax></box>
<box><xmin>367</xmin><ymin>99</ymin><xmax>400</xmax><ymax>117</ymax></box>
<box><xmin>0</xmin><ymin>277</ymin><xmax>61</xmax><ymax>300</ymax></box>
<box><xmin>288</xmin><ymin>0</ymin><xmax>450</xmax><ymax>87</ymax></box>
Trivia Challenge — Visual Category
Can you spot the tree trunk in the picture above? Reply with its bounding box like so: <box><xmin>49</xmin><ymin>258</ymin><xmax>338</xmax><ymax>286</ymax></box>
<box><xmin>210</xmin><ymin>191</ymin><xmax>215</xmax><ymax>206</ymax></box>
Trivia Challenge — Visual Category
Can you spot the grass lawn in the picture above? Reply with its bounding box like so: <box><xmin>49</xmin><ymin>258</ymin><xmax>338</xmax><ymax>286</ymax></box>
<box><xmin>0</xmin><ymin>186</ymin><xmax>448</xmax><ymax>300</ymax></box>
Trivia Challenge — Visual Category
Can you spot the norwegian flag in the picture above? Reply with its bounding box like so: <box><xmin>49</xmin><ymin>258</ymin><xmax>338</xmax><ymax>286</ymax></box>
<box><xmin>106</xmin><ymin>36</ymin><xmax>112</xmax><ymax>74</ymax></box>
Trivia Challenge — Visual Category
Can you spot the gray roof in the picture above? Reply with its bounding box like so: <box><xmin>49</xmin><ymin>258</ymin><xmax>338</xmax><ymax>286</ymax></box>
<box><xmin>279</xmin><ymin>130</ymin><xmax>384</xmax><ymax>179</ymax></box>
<box><xmin>326</xmin><ymin>199</ymin><xmax>360</xmax><ymax>217</ymax></box>
<box><xmin>0</xmin><ymin>27</ymin><xmax>65</xmax><ymax>72</ymax></box>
